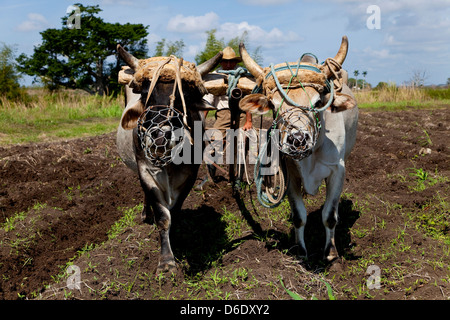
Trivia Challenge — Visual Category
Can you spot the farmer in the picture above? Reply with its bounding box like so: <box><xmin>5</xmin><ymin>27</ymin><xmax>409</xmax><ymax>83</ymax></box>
<box><xmin>203</xmin><ymin>46</ymin><xmax>253</xmax><ymax>182</ymax></box>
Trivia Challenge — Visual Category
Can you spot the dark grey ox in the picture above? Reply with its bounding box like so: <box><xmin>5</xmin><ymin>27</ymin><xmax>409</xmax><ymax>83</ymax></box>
<box><xmin>116</xmin><ymin>45</ymin><xmax>222</xmax><ymax>273</ymax></box>
<box><xmin>239</xmin><ymin>36</ymin><xmax>358</xmax><ymax>262</ymax></box>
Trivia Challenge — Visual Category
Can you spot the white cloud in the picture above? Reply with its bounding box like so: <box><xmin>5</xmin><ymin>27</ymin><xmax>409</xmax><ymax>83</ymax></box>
<box><xmin>167</xmin><ymin>12</ymin><xmax>219</xmax><ymax>33</ymax></box>
<box><xmin>216</xmin><ymin>21</ymin><xmax>302</xmax><ymax>48</ymax></box>
<box><xmin>362</xmin><ymin>47</ymin><xmax>399</xmax><ymax>60</ymax></box>
<box><xmin>16</xmin><ymin>13</ymin><xmax>49</xmax><ymax>32</ymax></box>
<box><xmin>165</xmin><ymin>12</ymin><xmax>302</xmax><ymax>50</ymax></box>
<box><xmin>314</xmin><ymin>0</ymin><xmax>450</xmax><ymax>57</ymax></box>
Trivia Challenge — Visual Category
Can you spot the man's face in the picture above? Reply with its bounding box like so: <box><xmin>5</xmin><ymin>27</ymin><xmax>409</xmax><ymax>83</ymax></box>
<box><xmin>220</xmin><ymin>59</ymin><xmax>237</xmax><ymax>70</ymax></box>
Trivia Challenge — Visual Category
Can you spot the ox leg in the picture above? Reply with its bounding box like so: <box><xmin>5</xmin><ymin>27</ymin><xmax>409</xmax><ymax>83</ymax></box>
<box><xmin>138</xmin><ymin>169</ymin><xmax>177</xmax><ymax>274</ymax></box>
<box><xmin>322</xmin><ymin>166</ymin><xmax>345</xmax><ymax>262</ymax></box>
<box><xmin>287</xmin><ymin>183</ymin><xmax>308</xmax><ymax>258</ymax></box>
<box><xmin>141</xmin><ymin>194</ymin><xmax>154</xmax><ymax>223</ymax></box>
<box><xmin>153</xmin><ymin>202</ymin><xmax>177</xmax><ymax>274</ymax></box>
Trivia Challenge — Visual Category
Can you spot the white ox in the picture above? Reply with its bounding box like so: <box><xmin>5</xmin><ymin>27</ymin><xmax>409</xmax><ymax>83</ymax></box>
<box><xmin>116</xmin><ymin>45</ymin><xmax>222</xmax><ymax>273</ymax></box>
<box><xmin>239</xmin><ymin>36</ymin><xmax>358</xmax><ymax>261</ymax></box>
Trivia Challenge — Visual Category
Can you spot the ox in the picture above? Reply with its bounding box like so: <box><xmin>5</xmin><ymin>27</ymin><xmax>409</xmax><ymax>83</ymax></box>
<box><xmin>239</xmin><ymin>36</ymin><xmax>358</xmax><ymax>261</ymax></box>
<box><xmin>116</xmin><ymin>45</ymin><xmax>222</xmax><ymax>273</ymax></box>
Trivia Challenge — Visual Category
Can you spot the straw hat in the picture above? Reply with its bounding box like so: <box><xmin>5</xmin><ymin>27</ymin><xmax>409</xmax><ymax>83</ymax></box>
<box><xmin>222</xmin><ymin>46</ymin><xmax>242</xmax><ymax>62</ymax></box>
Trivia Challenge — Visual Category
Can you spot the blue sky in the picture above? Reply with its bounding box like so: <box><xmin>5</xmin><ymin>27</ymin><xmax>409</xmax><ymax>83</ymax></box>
<box><xmin>1</xmin><ymin>0</ymin><xmax>450</xmax><ymax>86</ymax></box>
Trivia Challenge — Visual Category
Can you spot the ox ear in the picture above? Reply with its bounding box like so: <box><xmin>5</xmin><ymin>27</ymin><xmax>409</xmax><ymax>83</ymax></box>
<box><xmin>239</xmin><ymin>93</ymin><xmax>271</xmax><ymax>115</ymax></box>
<box><xmin>328</xmin><ymin>92</ymin><xmax>357</xmax><ymax>113</ymax></box>
<box><xmin>121</xmin><ymin>101</ymin><xmax>145</xmax><ymax>130</ymax></box>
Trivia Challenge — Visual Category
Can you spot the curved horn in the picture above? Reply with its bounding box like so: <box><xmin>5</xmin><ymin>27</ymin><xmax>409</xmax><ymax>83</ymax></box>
<box><xmin>239</xmin><ymin>42</ymin><xmax>263</xmax><ymax>79</ymax></box>
<box><xmin>323</xmin><ymin>36</ymin><xmax>349</xmax><ymax>78</ymax></box>
<box><xmin>117</xmin><ymin>44</ymin><xmax>140</xmax><ymax>70</ymax></box>
<box><xmin>333</xmin><ymin>35</ymin><xmax>348</xmax><ymax>66</ymax></box>
<box><xmin>197</xmin><ymin>51</ymin><xmax>223</xmax><ymax>77</ymax></box>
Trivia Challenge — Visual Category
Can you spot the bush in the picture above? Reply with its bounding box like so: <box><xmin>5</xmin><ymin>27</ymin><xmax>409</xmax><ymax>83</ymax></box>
<box><xmin>424</xmin><ymin>87</ymin><xmax>450</xmax><ymax>100</ymax></box>
<box><xmin>0</xmin><ymin>43</ymin><xmax>29</xmax><ymax>102</ymax></box>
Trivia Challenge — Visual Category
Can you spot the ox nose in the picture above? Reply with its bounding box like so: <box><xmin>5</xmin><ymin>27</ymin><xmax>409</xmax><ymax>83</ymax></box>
<box><xmin>287</xmin><ymin>131</ymin><xmax>311</xmax><ymax>151</ymax></box>
<box><xmin>150</xmin><ymin>125</ymin><xmax>176</xmax><ymax>147</ymax></box>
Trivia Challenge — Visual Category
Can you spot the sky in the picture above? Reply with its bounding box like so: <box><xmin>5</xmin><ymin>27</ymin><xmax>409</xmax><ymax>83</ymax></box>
<box><xmin>1</xmin><ymin>0</ymin><xmax>450</xmax><ymax>87</ymax></box>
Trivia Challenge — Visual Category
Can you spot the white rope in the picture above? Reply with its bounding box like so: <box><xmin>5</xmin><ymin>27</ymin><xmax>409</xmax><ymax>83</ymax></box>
<box><xmin>143</xmin><ymin>56</ymin><xmax>194</xmax><ymax>145</ymax></box>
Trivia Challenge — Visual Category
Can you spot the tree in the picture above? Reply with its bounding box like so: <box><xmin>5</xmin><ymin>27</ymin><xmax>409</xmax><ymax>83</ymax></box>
<box><xmin>409</xmin><ymin>69</ymin><xmax>428</xmax><ymax>88</ymax></box>
<box><xmin>0</xmin><ymin>43</ymin><xmax>23</xmax><ymax>100</ymax></box>
<box><xmin>353</xmin><ymin>70</ymin><xmax>360</xmax><ymax>89</ymax></box>
<box><xmin>195</xmin><ymin>29</ymin><xmax>225</xmax><ymax>65</ymax></box>
<box><xmin>16</xmin><ymin>4</ymin><xmax>148</xmax><ymax>95</ymax></box>
<box><xmin>154</xmin><ymin>39</ymin><xmax>185</xmax><ymax>57</ymax></box>
<box><xmin>362</xmin><ymin>71</ymin><xmax>367</xmax><ymax>89</ymax></box>
<box><xmin>195</xmin><ymin>29</ymin><xmax>263</xmax><ymax>67</ymax></box>
<box><xmin>375</xmin><ymin>81</ymin><xmax>388</xmax><ymax>90</ymax></box>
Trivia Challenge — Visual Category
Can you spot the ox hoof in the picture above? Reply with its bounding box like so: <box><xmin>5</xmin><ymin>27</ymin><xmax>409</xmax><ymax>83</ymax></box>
<box><xmin>324</xmin><ymin>246</ymin><xmax>339</xmax><ymax>262</ymax></box>
<box><xmin>156</xmin><ymin>260</ymin><xmax>177</xmax><ymax>275</ymax></box>
<box><xmin>293</xmin><ymin>245</ymin><xmax>308</xmax><ymax>261</ymax></box>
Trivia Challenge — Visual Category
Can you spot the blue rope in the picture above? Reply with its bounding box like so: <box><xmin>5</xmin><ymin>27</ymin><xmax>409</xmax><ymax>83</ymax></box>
<box><xmin>267</xmin><ymin>62</ymin><xmax>334</xmax><ymax>113</ymax></box>
<box><xmin>217</xmin><ymin>67</ymin><xmax>252</xmax><ymax>98</ymax></box>
<box><xmin>254</xmin><ymin>130</ymin><xmax>288</xmax><ymax>208</ymax></box>
<box><xmin>265</xmin><ymin>63</ymin><xmax>322</xmax><ymax>79</ymax></box>
<box><xmin>300</xmin><ymin>53</ymin><xmax>319</xmax><ymax>64</ymax></box>
<box><xmin>254</xmin><ymin>56</ymin><xmax>336</xmax><ymax>208</ymax></box>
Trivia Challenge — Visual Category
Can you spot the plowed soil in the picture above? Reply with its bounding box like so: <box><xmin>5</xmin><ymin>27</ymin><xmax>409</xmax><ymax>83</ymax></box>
<box><xmin>0</xmin><ymin>107</ymin><xmax>449</xmax><ymax>300</ymax></box>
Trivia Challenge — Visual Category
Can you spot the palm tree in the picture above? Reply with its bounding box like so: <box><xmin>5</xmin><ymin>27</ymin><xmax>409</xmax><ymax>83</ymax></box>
<box><xmin>362</xmin><ymin>71</ymin><xmax>367</xmax><ymax>89</ymax></box>
<box><xmin>353</xmin><ymin>70</ymin><xmax>359</xmax><ymax>89</ymax></box>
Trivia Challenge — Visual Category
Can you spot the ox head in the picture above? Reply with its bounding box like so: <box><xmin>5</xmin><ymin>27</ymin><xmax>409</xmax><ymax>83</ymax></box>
<box><xmin>117</xmin><ymin>45</ymin><xmax>222</xmax><ymax>165</ymax></box>
<box><xmin>239</xmin><ymin>36</ymin><xmax>357</xmax><ymax>159</ymax></box>
<box><xmin>117</xmin><ymin>44</ymin><xmax>222</xmax><ymax>130</ymax></box>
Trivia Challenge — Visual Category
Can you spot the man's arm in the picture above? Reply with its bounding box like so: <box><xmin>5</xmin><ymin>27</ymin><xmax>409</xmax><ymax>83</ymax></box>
<box><xmin>242</xmin><ymin>111</ymin><xmax>253</xmax><ymax>131</ymax></box>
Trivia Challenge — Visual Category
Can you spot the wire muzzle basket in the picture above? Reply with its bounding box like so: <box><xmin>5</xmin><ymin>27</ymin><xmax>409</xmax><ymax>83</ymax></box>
<box><xmin>272</xmin><ymin>108</ymin><xmax>320</xmax><ymax>160</ymax></box>
<box><xmin>137</xmin><ymin>105</ymin><xmax>185</xmax><ymax>167</ymax></box>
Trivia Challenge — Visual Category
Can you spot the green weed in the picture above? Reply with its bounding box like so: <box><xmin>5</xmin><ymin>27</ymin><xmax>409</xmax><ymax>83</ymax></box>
<box><xmin>408</xmin><ymin>167</ymin><xmax>447</xmax><ymax>192</ymax></box>
<box><xmin>107</xmin><ymin>204</ymin><xmax>143</xmax><ymax>240</ymax></box>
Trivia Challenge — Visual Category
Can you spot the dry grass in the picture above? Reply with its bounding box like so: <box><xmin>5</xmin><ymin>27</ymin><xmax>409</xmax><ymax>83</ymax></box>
<box><xmin>1</xmin><ymin>88</ymin><xmax>122</xmax><ymax>113</ymax></box>
<box><xmin>354</xmin><ymin>84</ymin><xmax>450</xmax><ymax>109</ymax></box>
<box><xmin>0</xmin><ymin>89</ymin><xmax>123</xmax><ymax>145</ymax></box>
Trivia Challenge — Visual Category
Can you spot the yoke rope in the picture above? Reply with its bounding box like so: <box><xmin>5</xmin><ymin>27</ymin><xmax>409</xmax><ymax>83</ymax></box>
<box><xmin>267</xmin><ymin>62</ymin><xmax>335</xmax><ymax>113</ymax></box>
<box><xmin>143</xmin><ymin>55</ymin><xmax>194</xmax><ymax>144</ymax></box>
<box><xmin>217</xmin><ymin>67</ymin><xmax>252</xmax><ymax>98</ymax></box>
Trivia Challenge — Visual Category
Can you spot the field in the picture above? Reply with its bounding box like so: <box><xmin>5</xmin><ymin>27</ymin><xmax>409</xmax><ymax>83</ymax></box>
<box><xmin>0</xmin><ymin>91</ymin><xmax>449</xmax><ymax>300</ymax></box>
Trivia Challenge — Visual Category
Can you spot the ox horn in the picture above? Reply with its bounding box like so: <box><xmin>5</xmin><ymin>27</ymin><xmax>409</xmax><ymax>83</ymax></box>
<box><xmin>239</xmin><ymin>42</ymin><xmax>264</xmax><ymax>80</ymax></box>
<box><xmin>197</xmin><ymin>51</ymin><xmax>224</xmax><ymax>77</ymax></box>
<box><xmin>323</xmin><ymin>36</ymin><xmax>349</xmax><ymax>78</ymax></box>
<box><xmin>117</xmin><ymin>44</ymin><xmax>140</xmax><ymax>70</ymax></box>
<box><xmin>333</xmin><ymin>35</ymin><xmax>348</xmax><ymax>66</ymax></box>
